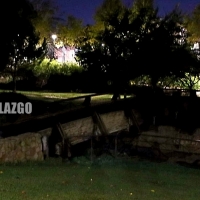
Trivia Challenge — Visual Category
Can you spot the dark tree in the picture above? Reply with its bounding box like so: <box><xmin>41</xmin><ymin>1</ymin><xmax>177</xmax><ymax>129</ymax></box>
<box><xmin>76</xmin><ymin>0</ymin><xmax>197</xmax><ymax>98</ymax></box>
<box><xmin>77</xmin><ymin>0</ymin><xmax>133</xmax><ymax>99</ymax></box>
<box><xmin>133</xmin><ymin>7</ymin><xmax>191</xmax><ymax>88</ymax></box>
<box><xmin>184</xmin><ymin>3</ymin><xmax>200</xmax><ymax>44</ymax></box>
<box><xmin>1</xmin><ymin>0</ymin><xmax>46</xmax><ymax>92</ymax></box>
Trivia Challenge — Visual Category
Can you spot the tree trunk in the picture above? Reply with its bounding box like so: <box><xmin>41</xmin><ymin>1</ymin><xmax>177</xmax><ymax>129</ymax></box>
<box><xmin>12</xmin><ymin>65</ymin><xmax>17</xmax><ymax>93</ymax></box>
<box><xmin>111</xmin><ymin>82</ymin><xmax>120</xmax><ymax>101</ymax></box>
<box><xmin>151</xmin><ymin>76</ymin><xmax>161</xmax><ymax>97</ymax></box>
<box><xmin>189</xmin><ymin>88</ymin><xmax>196</xmax><ymax>98</ymax></box>
<box><xmin>111</xmin><ymin>92</ymin><xmax>120</xmax><ymax>101</ymax></box>
<box><xmin>151</xmin><ymin>77</ymin><xmax>158</xmax><ymax>92</ymax></box>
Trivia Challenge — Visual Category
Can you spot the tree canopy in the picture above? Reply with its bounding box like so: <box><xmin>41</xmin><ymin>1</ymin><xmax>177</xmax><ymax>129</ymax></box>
<box><xmin>57</xmin><ymin>15</ymin><xmax>84</xmax><ymax>47</ymax></box>
<box><xmin>1</xmin><ymin>0</ymin><xmax>200</xmax><ymax>94</ymax></box>
<box><xmin>2</xmin><ymin>0</ymin><xmax>46</xmax><ymax>91</ymax></box>
<box><xmin>30</xmin><ymin>0</ymin><xmax>57</xmax><ymax>43</ymax></box>
<box><xmin>184</xmin><ymin>3</ymin><xmax>200</xmax><ymax>43</ymax></box>
<box><xmin>76</xmin><ymin>0</ymin><xmax>198</xmax><ymax>96</ymax></box>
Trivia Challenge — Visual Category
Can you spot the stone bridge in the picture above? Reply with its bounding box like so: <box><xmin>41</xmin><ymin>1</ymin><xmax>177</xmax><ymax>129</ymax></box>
<box><xmin>1</xmin><ymin>97</ymin><xmax>200</xmax><ymax>164</ymax></box>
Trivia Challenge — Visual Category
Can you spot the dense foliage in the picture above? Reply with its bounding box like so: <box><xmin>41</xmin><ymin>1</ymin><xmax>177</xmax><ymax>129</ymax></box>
<box><xmin>2</xmin><ymin>0</ymin><xmax>47</xmax><ymax>92</ymax></box>
<box><xmin>0</xmin><ymin>0</ymin><xmax>200</xmax><ymax>94</ymax></box>
<box><xmin>76</xmin><ymin>0</ymin><xmax>200</xmax><ymax>96</ymax></box>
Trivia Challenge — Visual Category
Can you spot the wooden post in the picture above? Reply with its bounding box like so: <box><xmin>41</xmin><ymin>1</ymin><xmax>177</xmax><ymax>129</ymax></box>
<box><xmin>67</xmin><ymin>145</ymin><xmax>71</xmax><ymax>158</ymax></box>
<box><xmin>41</xmin><ymin>135</ymin><xmax>49</xmax><ymax>160</ymax></box>
<box><xmin>56</xmin><ymin>122</ymin><xmax>72</xmax><ymax>161</ymax></box>
<box><xmin>90</xmin><ymin>137</ymin><xmax>93</xmax><ymax>162</ymax></box>
<box><xmin>92</xmin><ymin>111</ymin><xmax>109</xmax><ymax>146</ymax></box>
<box><xmin>92</xmin><ymin>112</ymin><xmax>108</xmax><ymax>136</ymax></box>
<box><xmin>115</xmin><ymin>135</ymin><xmax>117</xmax><ymax>158</ymax></box>
<box><xmin>175</xmin><ymin>112</ymin><xmax>178</xmax><ymax>119</ymax></box>
<box><xmin>153</xmin><ymin>116</ymin><xmax>156</xmax><ymax>125</ymax></box>
<box><xmin>83</xmin><ymin>96</ymin><xmax>91</xmax><ymax>106</ymax></box>
<box><xmin>130</xmin><ymin>109</ymin><xmax>141</xmax><ymax>134</ymax></box>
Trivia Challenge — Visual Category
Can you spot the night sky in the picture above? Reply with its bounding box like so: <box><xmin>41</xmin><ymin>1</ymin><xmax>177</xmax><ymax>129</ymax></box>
<box><xmin>55</xmin><ymin>0</ymin><xmax>200</xmax><ymax>25</ymax></box>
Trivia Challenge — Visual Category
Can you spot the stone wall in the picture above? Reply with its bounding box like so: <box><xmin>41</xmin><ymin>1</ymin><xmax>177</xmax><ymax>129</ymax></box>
<box><xmin>62</xmin><ymin>110</ymin><xmax>129</xmax><ymax>144</ymax></box>
<box><xmin>133</xmin><ymin>126</ymin><xmax>200</xmax><ymax>163</ymax></box>
<box><xmin>100</xmin><ymin>111</ymin><xmax>129</xmax><ymax>133</ymax></box>
<box><xmin>0</xmin><ymin>133</ymin><xmax>44</xmax><ymax>163</ymax></box>
<box><xmin>1</xmin><ymin>111</ymin><xmax>200</xmax><ymax>164</ymax></box>
<box><xmin>0</xmin><ymin>110</ymin><xmax>129</xmax><ymax>163</ymax></box>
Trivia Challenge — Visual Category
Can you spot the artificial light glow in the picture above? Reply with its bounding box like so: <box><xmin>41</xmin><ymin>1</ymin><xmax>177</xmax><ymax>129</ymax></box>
<box><xmin>51</xmin><ymin>34</ymin><xmax>57</xmax><ymax>40</ymax></box>
<box><xmin>193</xmin><ymin>42</ymin><xmax>199</xmax><ymax>50</ymax></box>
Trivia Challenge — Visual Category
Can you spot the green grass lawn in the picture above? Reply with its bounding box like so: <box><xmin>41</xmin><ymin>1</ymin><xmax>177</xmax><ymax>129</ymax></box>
<box><xmin>0</xmin><ymin>90</ymin><xmax>132</xmax><ymax>101</ymax></box>
<box><xmin>0</xmin><ymin>89</ymin><xmax>115</xmax><ymax>102</ymax></box>
<box><xmin>0</xmin><ymin>157</ymin><xmax>199</xmax><ymax>200</ymax></box>
<box><xmin>0</xmin><ymin>89</ymin><xmax>94</xmax><ymax>100</ymax></box>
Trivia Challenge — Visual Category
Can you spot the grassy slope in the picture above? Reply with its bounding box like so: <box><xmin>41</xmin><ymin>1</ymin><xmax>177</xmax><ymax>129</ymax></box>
<box><xmin>0</xmin><ymin>90</ymin><xmax>110</xmax><ymax>100</ymax></box>
<box><xmin>0</xmin><ymin>158</ymin><xmax>199</xmax><ymax>200</ymax></box>
<box><xmin>0</xmin><ymin>90</ymin><xmax>132</xmax><ymax>101</ymax></box>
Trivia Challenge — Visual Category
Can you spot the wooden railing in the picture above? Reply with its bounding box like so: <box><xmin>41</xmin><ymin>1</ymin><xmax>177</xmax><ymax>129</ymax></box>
<box><xmin>54</xmin><ymin>93</ymin><xmax>105</xmax><ymax>106</ymax></box>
